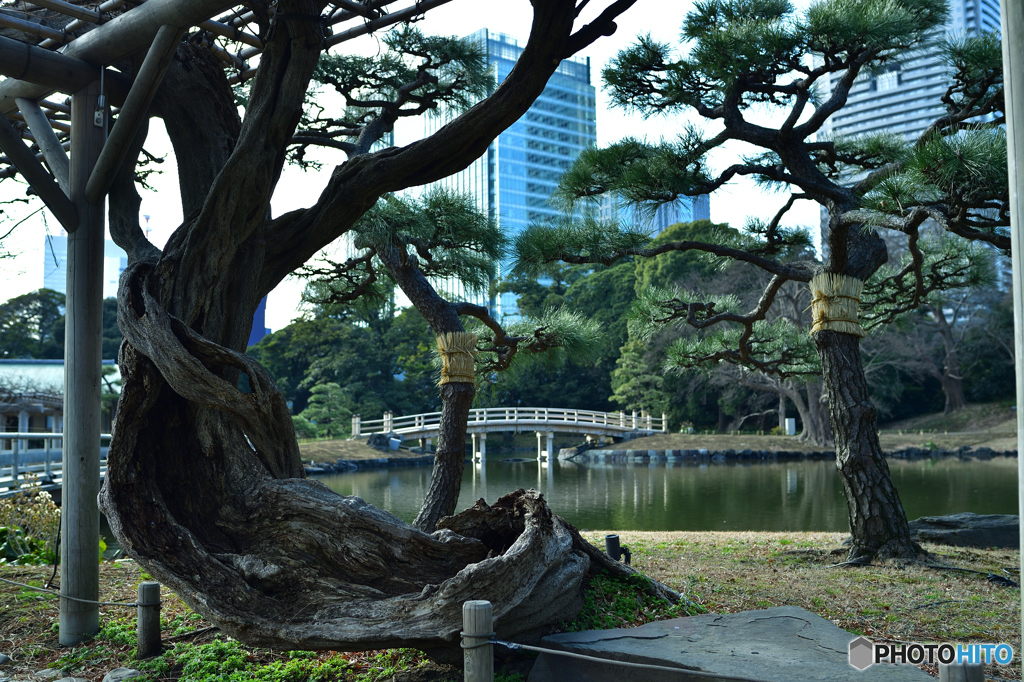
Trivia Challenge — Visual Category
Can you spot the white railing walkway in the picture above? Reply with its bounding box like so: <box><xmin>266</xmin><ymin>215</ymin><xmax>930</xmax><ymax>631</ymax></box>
<box><xmin>0</xmin><ymin>433</ymin><xmax>112</xmax><ymax>497</ymax></box>
<box><xmin>351</xmin><ymin>407</ymin><xmax>667</xmax><ymax>459</ymax></box>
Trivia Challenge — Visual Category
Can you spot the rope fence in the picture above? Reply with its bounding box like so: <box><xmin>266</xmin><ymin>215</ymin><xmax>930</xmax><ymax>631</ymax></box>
<box><xmin>1</xmin><ymin>575</ymin><xmax>162</xmax><ymax>657</ymax></box>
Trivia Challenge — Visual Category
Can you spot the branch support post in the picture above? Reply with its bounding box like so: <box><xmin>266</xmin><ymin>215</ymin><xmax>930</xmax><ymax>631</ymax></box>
<box><xmin>60</xmin><ymin>78</ymin><xmax>105</xmax><ymax>646</ymax></box>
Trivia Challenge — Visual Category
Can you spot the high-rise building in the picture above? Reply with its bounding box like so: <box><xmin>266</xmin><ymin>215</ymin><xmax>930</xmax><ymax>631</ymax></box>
<box><xmin>42</xmin><ymin>234</ymin><xmax>126</xmax><ymax>299</ymax></box>
<box><xmin>601</xmin><ymin>194</ymin><xmax>711</xmax><ymax>234</ymax></box>
<box><xmin>820</xmin><ymin>0</ymin><xmax>1000</xmax><ymax>143</ymax></box>
<box><xmin>818</xmin><ymin>0</ymin><xmax>1001</xmax><ymax>256</ymax></box>
<box><xmin>426</xmin><ymin>30</ymin><xmax>597</xmax><ymax>319</ymax></box>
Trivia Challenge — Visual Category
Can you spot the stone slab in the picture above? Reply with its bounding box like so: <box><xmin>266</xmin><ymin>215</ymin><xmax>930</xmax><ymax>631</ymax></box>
<box><xmin>527</xmin><ymin>606</ymin><xmax>931</xmax><ymax>682</ymax></box>
<box><xmin>908</xmin><ymin>512</ymin><xmax>1019</xmax><ymax>549</ymax></box>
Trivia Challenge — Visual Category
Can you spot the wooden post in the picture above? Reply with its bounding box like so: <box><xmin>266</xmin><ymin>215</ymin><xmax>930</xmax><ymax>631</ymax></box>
<box><xmin>478</xmin><ymin>432</ymin><xmax>486</xmax><ymax>461</ymax></box>
<box><xmin>1002</xmin><ymin>0</ymin><xmax>1024</xmax><ymax>654</ymax></box>
<box><xmin>938</xmin><ymin>663</ymin><xmax>983</xmax><ymax>682</ymax></box>
<box><xmin>462</xmin><ymin>600</ymin><xmax>493</xmax><ymax>682</ymax></box>
<box><xmin>136</xmin><ymin>581</ymin><xmax>161</xmax><ymax>658</ymax></box>
<box><xmin>352</xmin><ymin>414</ymin><xmax>360</xmax><ymax>438</ymax></box>
<box><xmin>60</xmin><ymin>79</ymin><xmax>104</xmax><ymax>646</ymax></box>
<box><xmin>662</xmin><ymin>412</ymin><xmax>668</xmax><ymax>433</ymax></box>
<box><xmin>11</xmin><ymin>438</ymin><xmax>18</xmax><ymax>483</ymax></box>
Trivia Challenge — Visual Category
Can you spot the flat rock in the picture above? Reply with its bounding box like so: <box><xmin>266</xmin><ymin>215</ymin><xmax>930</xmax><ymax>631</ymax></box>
<box><xmin>909</xmin><ymin>512</ymin><xmax>1019</xmax><ymax>549</ymax></box>
<box><xmin>54</xmin><ymin>678</ymin><xmax>89</xmax><ymax>682</ymax></box>
<box><xmin>528</xmin><ymin>606</ymin><xmax>931</xmax><ymax>682</ymax></box>
<box><xmin>32</xmin><ymin>670</ymin><xmax>62</xmax><ymax>680</ymax></box>
<box><xmin>102</xmin><ymin>668</ymin><xmax>141</xmax><ymax>682</ymax></box>
<box><xmin>0</xmin><ymin>653</ymin><xmax>9</xmax><ymax>665</ymax></box>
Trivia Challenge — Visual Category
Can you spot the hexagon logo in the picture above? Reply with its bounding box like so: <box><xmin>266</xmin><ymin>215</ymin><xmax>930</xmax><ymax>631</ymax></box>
<box><xmin>849</xmin><ymin>636</ymin><xmax>874</xmax><ymax>671</ymax></box>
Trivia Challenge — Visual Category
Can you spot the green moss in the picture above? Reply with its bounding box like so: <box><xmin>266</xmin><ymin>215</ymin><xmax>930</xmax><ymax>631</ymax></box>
<box><xmin>563</xmin><ymin>573</ymin><xmax>704</xmax><ymax>632</ymax></box>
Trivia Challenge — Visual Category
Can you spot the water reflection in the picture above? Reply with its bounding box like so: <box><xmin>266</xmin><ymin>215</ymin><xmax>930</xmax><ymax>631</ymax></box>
<box><xmin>315</xmin><ymin>457</ymin><xmax>1018</xmax><ymax>532</ymax></box>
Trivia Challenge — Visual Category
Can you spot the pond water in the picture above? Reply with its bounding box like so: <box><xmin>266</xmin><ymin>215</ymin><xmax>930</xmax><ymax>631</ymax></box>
<box><xmin>314</xmin><ymin>457</ymin><xmax>1019</xmax><ymax>532</ymax></box>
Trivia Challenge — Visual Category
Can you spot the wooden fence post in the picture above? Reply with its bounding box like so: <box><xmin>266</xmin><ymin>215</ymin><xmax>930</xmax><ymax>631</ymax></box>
<box><xmin>462</xmin><ymin>600</ymin><xmax>493</xmax><ymax>682</ymax></box>
<box><xmin>938</xmin><ymin>662</ymin><xmax>983</xmax><ymax>682</ymax></box>
<box><xmin>136</xmin><ymin>581</ymin><xmax>161</xmax><ymax>658</ymax></box>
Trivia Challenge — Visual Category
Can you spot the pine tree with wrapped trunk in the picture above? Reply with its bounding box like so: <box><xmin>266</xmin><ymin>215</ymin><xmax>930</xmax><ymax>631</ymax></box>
<box><xmin>514</xmin><ymin>0</ymin><xmax>1007</xmax><ymax>562</ymax></box>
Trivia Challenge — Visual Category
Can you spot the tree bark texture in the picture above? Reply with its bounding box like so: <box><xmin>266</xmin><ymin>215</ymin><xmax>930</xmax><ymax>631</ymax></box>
<box><xmin>96</xmin><ymin>0</ymin><xmax>649</xmax><ymax>651</ymax></box>
<box><xmin>414</xmin><ymin>382</ymin><xmax>474</xmax><ymax>532</ymax></box>
<box><xmin>813</xmin><ymin>330</ymin><xmax>918</xmax><ymax>561</ymax></box>
<box><xmin>373</xmin><ymin>242</ymin><xmax>477</xmax><ymax>532</ymax></box>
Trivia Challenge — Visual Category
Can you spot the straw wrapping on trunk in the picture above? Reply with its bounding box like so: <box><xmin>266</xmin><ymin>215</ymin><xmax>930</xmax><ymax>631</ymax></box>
<box><xmin>809</xmin><ymin>273</ymin><xmax>866</xmax><ymax>338</ymax></box>
<box><xmin>437</xmin><ymin>332</ymin><xmax>477</xmax><ymax>385</ymax></box>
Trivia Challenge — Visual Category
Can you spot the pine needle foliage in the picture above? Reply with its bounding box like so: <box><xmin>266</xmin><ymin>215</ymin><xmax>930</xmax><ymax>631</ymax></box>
<box><xmin>513</xmin><ymin>0</ymin><xmax>1006</xmax><ymax>394</ymax></box>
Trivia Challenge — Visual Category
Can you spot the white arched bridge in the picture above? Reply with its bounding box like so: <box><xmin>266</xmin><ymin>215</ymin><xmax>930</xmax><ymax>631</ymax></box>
<box><xmin>352</xmin><ymin>407</ymin><xmax>667</xmax><ymax>459</ymax></box>
<box><xmin>1</xmin><ymin>408</ymin><xmax>666</xmax><ymax>494</ymax></box>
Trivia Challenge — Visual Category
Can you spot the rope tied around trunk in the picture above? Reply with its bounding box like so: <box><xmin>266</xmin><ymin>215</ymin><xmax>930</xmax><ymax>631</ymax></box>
<box><xmin>437</xmin><ymin>332</ymin><xmax>477</xmax><ymax>385</ymax></box>
<box><xmin>809</xmin><ymin>272</ymin><xmax>866</xmax><ymax>338</ymax></box>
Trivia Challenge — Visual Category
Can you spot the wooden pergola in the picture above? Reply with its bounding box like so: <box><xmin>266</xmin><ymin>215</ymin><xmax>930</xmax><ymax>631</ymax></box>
<box><xmin>0</xmin><ymin>0</ymin><xmax>452</xmax><ymax>645</ymax></box>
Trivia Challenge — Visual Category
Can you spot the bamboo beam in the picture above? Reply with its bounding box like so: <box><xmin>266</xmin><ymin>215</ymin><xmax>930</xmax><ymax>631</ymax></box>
<box><xmin>28</xmin><ymin>0</ymin><xmax>102</xmax><ymax>24</ymax></box>
<box><xmin>326</xmin><ymin>0</ymin><xmax>391</xmax><ymax>26</ymax></box>
<box><xmin>85</xmin><ymin>25</ymin><xmax>183</xmax><ymax>204</ymax></box>
<box><xmin>333</xmin><ymin>0</ymin><xmax>378</xmax><ymax>19</ymax></box>
<box><xmin>16</xmin><ymin>96</ymin><xmax>70</xmax><ymax>191</ymax></box>
<box><xmin>41</xmin><ymin>99</ymin><xmax>71</xmax><ymax>114</ymax></box>
<box><xmin>0</xmin><ymin>34</ymin><xmax>97</xmax><ymax>91</ymax></box>
<box><xmin>0</xmin><ymin>0</ymin><xmax>237</xmax><ymax>114</ymax></box>
<box><xmin>0</xmin><ymin>140</ymin><xmax>69</xmax><ymax>179</ymax></box>
<box><xmin>325</xmin><ymin>0</ymin><xmax>454</xmax><ymax>47</ymax></box>
<box><xmin>0</xmin><ymin>12</ymin><xmax>67</xmax><ymax>42</ymax></box>
<box><xmin>38</xmin><ymin>0</ymin><xmax>126</xmax><ymax>47</ymax></box>
<box><xmin>0</xmin><ymin>113</ymin><xmax>76</xmax><ymax>230</ymax></box>
<box><xmin>198</xmin><ymin>18</ymin><xmax>262</xmax><ymax>48</ymax></box>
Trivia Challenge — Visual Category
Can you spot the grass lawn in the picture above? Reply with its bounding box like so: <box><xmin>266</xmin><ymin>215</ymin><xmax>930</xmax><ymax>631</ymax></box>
<box><xmin>2</xmin><ymin>532</ymin><xmax>1019</xmax><ymax>681</ymax></box>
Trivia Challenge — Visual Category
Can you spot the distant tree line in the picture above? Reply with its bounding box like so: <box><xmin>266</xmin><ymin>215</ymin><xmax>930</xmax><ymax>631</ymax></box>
<box><xmin>0</xmin><ymin>289</ymin><xmax>122</xmax><ymax>360</ymax></box>
<box><xmin>239</xmin><ymin>220</ymin><xmax>1014</xmax><ymax>438</ymax></box>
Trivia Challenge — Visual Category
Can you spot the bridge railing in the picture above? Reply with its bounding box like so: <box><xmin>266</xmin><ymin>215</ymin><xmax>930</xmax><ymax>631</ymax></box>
<box><xmin>352</xmin><ymin>408</ymin><xmax>667</xmax><ymax>437</ymax></box>
<box><xmin>0</xmin><ymin>433</ymin><xmax>112</xmax><ymax>486</ymax></box>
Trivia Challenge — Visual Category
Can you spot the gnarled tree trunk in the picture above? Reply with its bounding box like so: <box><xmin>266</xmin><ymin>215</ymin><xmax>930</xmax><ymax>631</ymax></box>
<box><xmin>97</xmin><ymin>0</ymin><xmax>651</xmax><ymax>652</ymax></box>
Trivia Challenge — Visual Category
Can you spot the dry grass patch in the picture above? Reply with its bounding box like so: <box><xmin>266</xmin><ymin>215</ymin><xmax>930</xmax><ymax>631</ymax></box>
<box><xmin>298</xmin><ymin>439</ymin><xmax>428</xmax><ymax>461</ymax></box>
<box><xmin>585</xmin><ymin>531</ymin><xmax>1021</xmax><ymax>680</ymax></box>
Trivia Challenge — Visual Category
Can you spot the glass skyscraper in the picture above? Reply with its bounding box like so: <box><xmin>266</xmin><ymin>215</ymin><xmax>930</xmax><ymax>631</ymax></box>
<box><xmin>426</xmin><ymin>30</ymin><xmax>597</xmax><ymax>318</ymax></box>
<box><xmin>818</xmin><ymin>0</ymin><xmax>1001</xmax><ymax>255</ymax></box>
<box><xmin>820</xmin><ymin>0</ymin><xmax>1000</xmax><ymax>142</ymax></box>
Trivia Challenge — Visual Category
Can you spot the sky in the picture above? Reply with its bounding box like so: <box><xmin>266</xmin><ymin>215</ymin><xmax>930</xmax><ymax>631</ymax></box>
<box><xmin>0</xmin><ymin>0</ymin><xmax>819</xmax><ymax>331</ymax></box>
